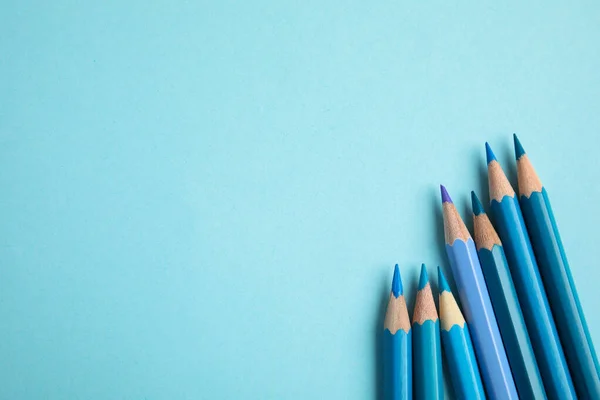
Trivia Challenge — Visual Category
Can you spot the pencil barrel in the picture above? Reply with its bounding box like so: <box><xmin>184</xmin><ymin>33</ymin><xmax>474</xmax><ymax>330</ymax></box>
<box><xmin>413</xmin><ymin>320</ymin><xmax>443</xmax><ymax>399</ymax></box>
<box><xmin>445</xmin><ymin>238</ymin><xmax>517</xmax><ymax>399</ymax></box>
<box><xmin>478</xmin><ymin>245</ymin><xmax>547</xmax><ymax>399</ymax></box>
<box><xmin>383</xmin><ymin>329</ymin><xmax>412</xmax><ymax>400</ymax></box>
<box><xmin>441</xmin><ymin>325</ymin><xmax>485</xmax><ymax>400</ymax></box>
<box><xmin>491</xmin><ymin>196</ymin><xmax>576</xmax><ymax>399</ymax></box>
<box><xmin>520</xmin><ymin>189</ymin><xmax>600</xmax><ymax>398</ymax></box>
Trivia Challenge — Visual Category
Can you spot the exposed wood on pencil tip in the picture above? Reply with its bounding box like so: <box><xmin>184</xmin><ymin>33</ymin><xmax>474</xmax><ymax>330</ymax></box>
<box><xmin>488</xmin><ymin>160</ymin><xmax>516</xmax><ymax>202</ymax></box>
<box><xmin>473</xmin><ymin>213</ymin><xmax>502</xmax><ymax>251</ymax></box>
<box><xmin>384</xmin><ymin>293</ymin><xmax>411</xmax><ymax>334</ymax></box>
<box><xmin>517</xmin><ymin>154</ymin><xmax>543</xmax><ymax>198</ymax></box>
<box><xmin>439</xmin><ymin>291</ymin><xmax>465</xmax><ymax>331</ymax></box>
<box><xmin>442</xmin><ymin>202</ymin><xmax>471</xmax><ymax>244</ymax></box>
<box><xmin>413</xmin><ymin>282</ymin><xmax>439</xmax><ymax>325</ymax></box>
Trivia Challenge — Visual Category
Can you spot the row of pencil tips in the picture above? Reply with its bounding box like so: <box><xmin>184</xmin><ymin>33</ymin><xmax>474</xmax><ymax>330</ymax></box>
<box><xmin>383</xmin><ymin>135</ymin><xmax>600</xmax><ymax>400</ymax></box>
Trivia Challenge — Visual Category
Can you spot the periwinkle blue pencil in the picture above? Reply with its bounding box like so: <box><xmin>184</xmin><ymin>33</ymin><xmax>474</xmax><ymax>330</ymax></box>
<box><xmin>486</xmin><ymin>143</ymin><xmax>576</xmax><ymax>399</ymax></box>
<box><xmin>412</xmin><ymin>264</ymin><xmax>443</xmax><ymax>399</ymax></box>
<box><xmin>441</xmin><ymin>186</ymin><xmax>517</xmax><ymax>400</ymax></box>
<box><xmin>515</xmin><ymin>135</ymin><xmax>600</xmax><ymax>398</ymax></box>
<box><xmin>472</xmin><ymin>191</ymin><xmax>547</xmax><ymax>399</ymax></box>
<box><xmin>383</xmin><ymin>264</ymin><xmax>412</xmax><ymax>400</ymax></box>
<box><xmin>438</xmin><ymin>267</ymin><xmax>486</xmax><ymax>400</ymax></box>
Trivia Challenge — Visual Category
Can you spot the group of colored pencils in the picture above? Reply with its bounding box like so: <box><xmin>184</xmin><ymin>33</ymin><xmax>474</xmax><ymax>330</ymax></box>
<box><xmin>383</xmin><ymin>135</ymin><xmax>600</xmax><ymax>399</ymax></box>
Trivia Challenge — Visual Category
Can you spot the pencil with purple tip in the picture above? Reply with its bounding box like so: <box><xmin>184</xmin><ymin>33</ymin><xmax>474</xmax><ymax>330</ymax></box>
<box><xmin>441</xmin><ymin>185</ymin><xmax>517</xmax><ymax>400</ymax></box>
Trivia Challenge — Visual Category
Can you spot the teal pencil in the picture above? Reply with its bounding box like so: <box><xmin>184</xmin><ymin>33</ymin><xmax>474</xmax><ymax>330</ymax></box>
<box><xmin>412</xmin><ymin>264</ymin><xmax>443</xmax><ymax>399</ymax></box>
<box><xmin>514</xmin><ymin>135</ymin><xmax>600</xmax><ymax>398</ymax></box>
<box><xmin>438</xmin><ymin>267</ymin><xmax>486</xmax><ymax>400</ymax></box>
<box><xmin>472</xmin><ymin>191</ymin><xmax>547</xmax><ymax>399</ymax></box>
<box><xmin>383</xmin><ymin>264</ymin><xmax>412</xmax><ymax>400</ymax></box>
<box><xmin>486</xmin><ymin>143</ymin><xmax>576</xmax><ymax>399</ymax></box>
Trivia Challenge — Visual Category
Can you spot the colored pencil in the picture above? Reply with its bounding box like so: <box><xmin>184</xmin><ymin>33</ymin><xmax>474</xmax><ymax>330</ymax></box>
<box><xmin>514</xmin><ymin>135</ymin><xmax>600</xmax><ymax>398</ymax></box>
<box><xmin>412</xmin><ymin>264</ymin><xmax>443</xmax><ymax>399</ymax></box>
<box><xmin>471</xmin><ymin>191</ymin><xmax>547</xmax><ymax>399</ymax></box>
<box><xmin>438</xmin><ymin>266</ymin><xmax>486</xmax><ymax>400</ymax></box>
<box><xmin>441</xmin><ymin>185</ymin><xmax>517</xmax><ymax>400</ymax></box>
<box><xmin>383</xmin><ymin>264</ymin><xmax>412</xmax><ymax>400</ymax></box>
<box><xmin>486</xmin><ymin>143</ymin><xmax>576</xmax><ymax>399</ymax></box>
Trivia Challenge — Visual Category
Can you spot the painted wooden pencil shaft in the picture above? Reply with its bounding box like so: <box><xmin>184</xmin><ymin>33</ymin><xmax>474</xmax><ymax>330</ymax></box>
<box><xmin>441</xmin><ymin>186</ymin><xmax>517</xmax><ymax>400</ymax></box>
<box><xmin>515</xmin><ymin>136</ymin><xmax>600</xmax><ymax>399</ymax></box>
<box><xmin>472</xmin><ymin>192</ymin><xmax>547</xmax><ymax>400</ymax></box>
<box><xmin>486</xmin><ymin>144</ymin><xmax>576</xmax><ymax>400</ymax></box>
<box><xmin>438</xmin><ymin>267</ymin><xmax>486</xmax><ymax>400</ymax></box>
<box><xmin>383</xmin><ymin>331</ymin><xmax>411</xmax><ymax>400</ymax></box>
<box><xmin>383</xmin><ymin>265</ymin><xmax>412</xmax><ymax>400</ymax></box>
<box><xmin>412</xmin><ymin>265</ymin><xmax>443</xmax><ymax>400</ymax></box>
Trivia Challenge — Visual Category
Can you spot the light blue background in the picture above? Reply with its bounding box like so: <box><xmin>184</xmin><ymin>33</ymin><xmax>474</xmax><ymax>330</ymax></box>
<box><xmin>2</xmin><ymin>1</ymin><xmax>600</xmax><ymax>399</ymax></box>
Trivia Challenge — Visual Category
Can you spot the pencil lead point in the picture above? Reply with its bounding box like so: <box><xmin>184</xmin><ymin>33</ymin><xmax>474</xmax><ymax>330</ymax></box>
<box><xmin>440</xmin><ymin>185</ymin><xmax>453</xmax><ymax>204</ymax></box>
<box><xmin>485</xmin><ymin>142</ymin><xmax>497</xmax><ymax>164</ymax></box>
<box><xmin>437</xmin><ymin>266</ymin><xmax>451</xmax><ymax>293</ymax></box>
<box><xmin>392</xmin><ymin>264</ymin><xmax>403</xmax><ymax>297</ymax></box>
<box><xmin>514</xmin><ymin>134</ymin><xmax>526</xmax><ymax>160</ymax></box>
<box><xmin>418</xmin><ymin>264</ymin><xmax>429</xmax><ymax>290</ymax></box>
<box><xmin>471</xmin><ymin>191</ymin><xmax>485</xmax><ymax>216</ymax></box>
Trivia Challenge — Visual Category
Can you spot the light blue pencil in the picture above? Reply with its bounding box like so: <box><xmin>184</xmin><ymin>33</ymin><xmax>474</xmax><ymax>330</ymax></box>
<box><xmin>438</xmin><ymin>267</ymin><xmax>486</xmax><ymax>400</ymax></box>
<box><xmin>383</xmin><ymin>264</ymin><xmax>412</xmax><ymax>400</ymax></box>
<box><xmin>412</xmin><ymin>264</ymin><xmax>443</xmax><ymax>399</ymax></box>
<box><xmin>486</xmin><ymin>143</ymin><xmax>576</xmax><ymax>399</ymax></box>
<box><xmin>514</xmin><ymin>135</ymin><xmax>600</xmax><ymax>398</ymax></box>
<box><xmin>441</xmin><ymin>185</ymin><xmax>517</xmax><ymax>400</ymax></box>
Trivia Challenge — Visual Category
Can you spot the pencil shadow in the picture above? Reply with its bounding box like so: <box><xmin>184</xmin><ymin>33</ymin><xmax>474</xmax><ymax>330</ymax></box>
<box><xmin>375</xmin><ymin>275</ymin><xmax>388</xmax><ymax>400</ymax></box>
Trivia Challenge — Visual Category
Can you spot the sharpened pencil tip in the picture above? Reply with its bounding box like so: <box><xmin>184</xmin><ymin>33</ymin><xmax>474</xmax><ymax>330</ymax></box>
<box><xmin>437</xmin><ymin>266</ymin><xmax>451</xmax><ymax>293</ymax></box>
<box><xmin>418</xmin><ymin>264</ymin><xmax>429</xmax><ymax>290</ymax></box>
<box><xmin>440</xmin><ymin>185</ymin><xmax>452</xmax><ymax>204</ymax></box>
<box><xmin>392</xmin><ymin>264</ymin><xmax>403</xmax><ymax>297</ymax></box>
<box><xmin>471</xmin><ymin>191</ymin><xmax>485</xmax><ymax>216</ymax></box>
<box><xmin>514</xmin><ymin>134</ymin><xmax>526</xmax><ymax>160</ymax></box>
<box><xmin>485</xmin><ymin>142</ymin><xmax>497</xmax><ymax>164</ymax></box>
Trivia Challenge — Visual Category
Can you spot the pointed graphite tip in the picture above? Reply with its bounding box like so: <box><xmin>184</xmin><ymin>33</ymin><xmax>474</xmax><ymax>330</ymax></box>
<box><xmin>485</xmin><ymin>142</ymin><xmax>497</xmax><ymax>164</ymax></box>
<box><xmin>392</xmin><ymin>264</ymin><xmax>403</xmax><ymax>297</ymax></box>
<box><xmin>437</xmin><ymin>266</ymin><xmax>451</xmax><ymax>293</ymax></box>
<box><xmin>440</xmin><ymin>184</ymin><xmax>453</xmax><ymax>204</ymax></box>
<box><xmin>418</xmin><ymin>264</ymin><xmax>429</xmax><ymax>290</ymax></box>
<box><xmin>514</xmin><ymin>134</ymin><xmax>526</xmax><ymax>160</ymax></box>
<box><xmin>471</xmin><ymin>191</ymin><xmax>485</xmax><ymax>216</ymax></box>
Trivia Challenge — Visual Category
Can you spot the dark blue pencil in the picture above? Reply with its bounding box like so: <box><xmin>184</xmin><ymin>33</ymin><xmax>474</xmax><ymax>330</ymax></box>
<box><xmin>383</xmin><ymin>264</ymin><xmax>412</xmax><ymax>400</ymax></box>
<box><xmin>486</xmin><ymin>143</ymin><xmax>576</xmax><ymax>399</ymax></box>
<box><xmin>514</xmin><ymin>135</ymin><xmax>600</xmax><ymax>398</ymax></box>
